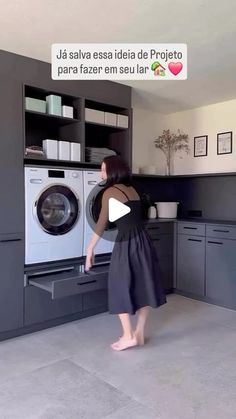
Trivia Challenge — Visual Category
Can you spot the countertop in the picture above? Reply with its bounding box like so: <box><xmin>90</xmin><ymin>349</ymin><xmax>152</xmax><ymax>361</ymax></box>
<box><xmin>144</xmin><ymin>218</ymin><xmax>236</xmax><ymax>226</ymax></box>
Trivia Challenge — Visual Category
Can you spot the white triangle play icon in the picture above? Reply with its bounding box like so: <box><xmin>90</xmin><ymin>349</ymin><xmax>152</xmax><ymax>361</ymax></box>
<box><xmin>108</xmin><ymin>198</ymin><xmax>131</xmax><ymax>222</ymax></box>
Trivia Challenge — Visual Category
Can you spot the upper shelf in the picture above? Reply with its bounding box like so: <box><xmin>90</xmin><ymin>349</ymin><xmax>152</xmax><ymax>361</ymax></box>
<box><xmin>133</xmin><ymin>172</ymin><xmax>236</xmax><ymax>178</ymax></box>
<box><xmin>25</xmin><ymin>110</ymin><xmax>80</xmax><ymax>125</ymax></box>
<box><xmin>85</xmin><ymin>121</ymin><xmax>127</xmax><ymax>131</ymax></box>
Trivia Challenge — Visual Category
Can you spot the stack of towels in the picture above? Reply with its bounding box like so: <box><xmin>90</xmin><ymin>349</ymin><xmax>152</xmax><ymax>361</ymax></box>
<box><xmin>85</xmin><ymin>147</ymin><xmax>117</xmax><ymax>163</ymax></box>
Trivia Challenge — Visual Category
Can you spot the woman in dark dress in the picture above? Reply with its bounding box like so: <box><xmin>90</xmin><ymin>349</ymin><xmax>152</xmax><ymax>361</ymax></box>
<box><xmin>85</xmin><ymin>156</ymin><xmax>166</xmax><ymax>351</ymax></box>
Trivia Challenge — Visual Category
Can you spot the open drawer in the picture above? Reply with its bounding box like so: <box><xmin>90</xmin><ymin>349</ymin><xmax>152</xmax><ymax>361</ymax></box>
<box><xmin>28</xmin><ymin>265</ymin><xmax>109</xmax><ymax>300</ymax></box>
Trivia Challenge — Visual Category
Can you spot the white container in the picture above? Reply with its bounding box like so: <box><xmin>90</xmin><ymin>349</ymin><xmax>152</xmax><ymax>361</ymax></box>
<box><xmin>58</xmin><ymin>141</ymin><xmax>70</xmax><ymax>160</ymax></box>
<box><xmin>148</xmin><ymin>206</ymin><xmax>157</xmax><ymax>219</ymax></box>
<box><xmin>85</xmin><ymin>108</ymin><xmax>104</xmax><ymax>124</ymax></box>
<box><xmin>42</xmin><ymin>139</ymin><xmax>58</xmax><ymax>159</ymax></box>
<box><xmin>46</xmin><ymin>95</ymin><xmax>62</xmax><ymax>116</ymax></box>
<box><xmin>155</xmin><ymin>202</ymin><xmax>179</xmax><ymax>219</ymax></box>
<box><xmin>104</xmin><ymin>112</ymin><xmax>117</xmax><ymax>126</ymax></box>
<box><xmin>62</xmin><ymin>105</ymin><xmax>74</xmax><ymax>118</ymax></box>
<box><xmin>117</xmin><ymin>114</ymin><xmax>129</xmax><ymax>128</ymax></box>
<box><xmin>70</xmin><ymin>143</ymin><xmax>81</xmax><ymax>161</ymax></box>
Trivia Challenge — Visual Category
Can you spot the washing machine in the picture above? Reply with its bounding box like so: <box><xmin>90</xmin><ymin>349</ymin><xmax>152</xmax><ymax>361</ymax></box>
<box><xmin>25</xmin><ymin>166</ymin><xmax>84</xmax><ymax>264</ymax></box>
<box><xmin>83</xmin><ymin>170</ymin><xmax>117</xmax><ymax>255</ymax></box>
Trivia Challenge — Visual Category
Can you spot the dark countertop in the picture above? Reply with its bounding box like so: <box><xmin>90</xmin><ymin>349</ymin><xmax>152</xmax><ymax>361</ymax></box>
<box><xmin>143</xmin><ymin>218</ymin><xmax>236</xmax><ymax>226</ymax></box>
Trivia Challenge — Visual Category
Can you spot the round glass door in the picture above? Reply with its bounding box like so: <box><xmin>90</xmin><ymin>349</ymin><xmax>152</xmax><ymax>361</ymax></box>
<box><xmin>89</xmin><ymin>186</ymin><xmax>116</xmax><ymax>231</ymax></box>
<box><xmin>35</xmin><ymin>185</ymin><xmax>79</xmax><ymax>235</ymax></box>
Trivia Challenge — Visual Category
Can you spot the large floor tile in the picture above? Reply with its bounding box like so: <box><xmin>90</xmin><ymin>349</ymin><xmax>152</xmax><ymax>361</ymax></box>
<box><xmin>0</xmin><ymin>359</ymin><xmax>131</xmax><ymax>419</ymax></box>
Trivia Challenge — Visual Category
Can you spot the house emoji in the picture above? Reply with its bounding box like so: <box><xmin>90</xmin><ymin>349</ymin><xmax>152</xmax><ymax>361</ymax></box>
<box><xmin>151</xmin><ymin>61</ymin><xmax>166</xmax><ymax>76</ymax></box>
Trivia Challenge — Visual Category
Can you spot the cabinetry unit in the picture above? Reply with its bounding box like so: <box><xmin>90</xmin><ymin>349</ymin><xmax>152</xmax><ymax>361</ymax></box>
<box><xmin>0</xmin><ymin>77</ymin><xmax>24</xmax><ymax>234</ymax></box>
<box><xmin>23</xmin><ymin>86</ymin><xmax>132</xmax><ymax>167</ymax></box>
<box><xmin>24</xmin><ymin>262</ymin><xmax>109</xmax><ymax>326</ymax></box>
<box><xmin>145</xmin><ymin>222</ymin><xmax>173</xmax><ymax>292</ymax></box>
<box><xmin>24</xmin><ymin>85</ymin><xmax>83</xmax><ymax>162</ymax></box>
<box><xmin>85</xmin><ymin>100</ymin><xmax>132</xmax><ymax>165</ymax></box>
<box><xmin>0</xmin><ymin>234</ymin><xmax>24</xmax><ymax>333</ymax></box>
<box><xmin>206</xmin><ymin>225</ymin><xmax>236</xmax><ymax>309</ymax></box>
<box><xmin>176</xmin><ymin>222</ymin><xmax>205</xmax><ymax>296</ymax></box>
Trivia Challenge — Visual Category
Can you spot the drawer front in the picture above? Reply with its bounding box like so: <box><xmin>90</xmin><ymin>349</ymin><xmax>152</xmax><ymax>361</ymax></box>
<box><xmin>178</xmin><ymin>222</ymin><xmax>205</xmax><ymax>236</ymax></box>
<box><xmin>151</xmin><ymin>235</ymin><xmax>173</xmax><ymax>257</ymax></box>
<box><xmin>53</xmin><ymin>271</ymin><xmax>108</xmax><ymax>299</ymax></box>
<box><xmin>145</xmin><ymin>222</ymin><xmax>173</xmax><ymax>237</ymax></box>
<box><xmin>206</xmin><ymin>224</ymin><xmax>236</xmax><ymax>240</ymax></box>
<box><xmin>24</xmin><ymin>287</ymin><xmax>83</xmax><ymax>326</ymax></box>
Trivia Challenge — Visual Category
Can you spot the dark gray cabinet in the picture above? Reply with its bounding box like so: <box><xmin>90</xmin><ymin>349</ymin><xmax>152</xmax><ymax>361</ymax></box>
<box><xmin>24</xmin><ymin>264</ymin><xmax>109</xmax><ymax>325</ymax></box>
<box><xmin>146</xmin><ymin>222</ymin><xmax>173</xmax><ymax>292</ymax></box>
<box><xmin>206</xmin><ymin>234</ymin><xmax>236</xmax><ymax>310</ymax></box>
<box><xmin>0</xmin><ymin>77</ymin><xmax>24</xmax><ymax>234</ymax></box>
<box><xmin>177</xmin><ymin>233</ymin><xmax>205</xmax><ymax>296</ymax></box>
<box><xmin>0</xmin><ymin>234</ymin><xmax>24</xmax><ymax>332</ymax></box>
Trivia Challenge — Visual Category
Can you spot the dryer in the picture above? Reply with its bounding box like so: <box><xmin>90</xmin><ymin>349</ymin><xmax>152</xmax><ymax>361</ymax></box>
<box><xmin>25</xmin><ymin>166</ymin><xmax>84</xmax><ymax>264</ymax></box>
<box><xmin>83</xmin><ymin>170</ymin><xmax>117</xmax><ymax>256</ymax></box>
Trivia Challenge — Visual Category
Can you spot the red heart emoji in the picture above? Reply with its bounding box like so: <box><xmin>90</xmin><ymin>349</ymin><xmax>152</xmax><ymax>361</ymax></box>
<box><xmin>168</xmin><ymin>62</ymin><xmax>183</xmax><ymax>76</ymax></box>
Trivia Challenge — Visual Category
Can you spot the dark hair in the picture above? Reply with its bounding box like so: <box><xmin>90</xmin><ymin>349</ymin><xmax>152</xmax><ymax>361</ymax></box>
<box><xmin>102</xmin><ymin>156</ymin><xmax>132</xmax><ymax>188</ymax></box>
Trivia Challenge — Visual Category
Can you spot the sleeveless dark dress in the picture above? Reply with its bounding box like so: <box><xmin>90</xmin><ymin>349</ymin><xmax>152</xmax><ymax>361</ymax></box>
<box><xmin>108</xmin><ymin>187</ymin><xmax>167</xmax><ymax>315</ymax></box>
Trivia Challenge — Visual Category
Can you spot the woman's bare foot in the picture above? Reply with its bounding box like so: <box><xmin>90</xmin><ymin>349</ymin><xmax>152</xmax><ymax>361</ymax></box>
<box><xmin>111</xmin><ymin>335</ymin><xmax>138</xmax><ymax>351</ymax></box>
<box><xmin>134</xmin><ymin>330</ymin><xmax>145</xmax><ymax>346</ymax></box>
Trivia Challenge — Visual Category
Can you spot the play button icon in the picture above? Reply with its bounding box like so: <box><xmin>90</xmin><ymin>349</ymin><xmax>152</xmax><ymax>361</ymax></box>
<box><xmin>108</xmin><ymin>198</ymin><xmax>131</xmax><ymax>222</ymax></box>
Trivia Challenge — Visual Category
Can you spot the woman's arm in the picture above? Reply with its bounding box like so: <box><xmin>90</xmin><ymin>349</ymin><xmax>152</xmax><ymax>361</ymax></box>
<box><xmin>85</xmin><ymin>189</ymin><xmax>110</xmax><ymax>270</ymax></box>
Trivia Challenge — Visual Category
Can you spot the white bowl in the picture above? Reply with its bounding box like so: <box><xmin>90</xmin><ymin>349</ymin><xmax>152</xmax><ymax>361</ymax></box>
<box><xmin>155</xmin><ymin>202</ymin><xmax>179</xmax><ymax>218</ymax></box>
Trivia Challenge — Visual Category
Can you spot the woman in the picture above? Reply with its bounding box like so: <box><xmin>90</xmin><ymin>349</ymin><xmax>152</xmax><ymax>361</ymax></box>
<box><xmin>85</xmin><ymin>156</ymin><xmax>166</xmax><ymax>351</ymax></box>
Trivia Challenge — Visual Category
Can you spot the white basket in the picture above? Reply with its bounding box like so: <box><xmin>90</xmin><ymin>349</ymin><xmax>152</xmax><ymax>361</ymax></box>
<box><xmin>155</xmin><ymin>202</ymin><xmax>179</xmax><ymax>218</ymax></box>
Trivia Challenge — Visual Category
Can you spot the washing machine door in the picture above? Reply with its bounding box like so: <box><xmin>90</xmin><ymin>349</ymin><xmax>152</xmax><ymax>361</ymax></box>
<box><xmin>88</xmin><ymin>184</ymin><xmax>116</xmax><ymax>232</ymax></box>
<box><xmin>35</xmin><ymin>185</ymin><xmax>79</xmax><ymax>235</ymax></box>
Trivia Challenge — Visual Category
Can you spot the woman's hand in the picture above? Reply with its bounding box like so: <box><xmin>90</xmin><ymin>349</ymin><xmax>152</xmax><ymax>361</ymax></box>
<box><xmin>85</xmin><ymin>247</ymin><xmax>94</xmax><ymax>272</ymax></box>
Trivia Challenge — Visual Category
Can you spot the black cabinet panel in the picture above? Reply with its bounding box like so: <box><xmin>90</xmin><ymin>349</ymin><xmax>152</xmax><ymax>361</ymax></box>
<box><xmin>24</xmin><ymin>286</ymin><xmax>83</xmax><ymax>326</ymax></box>
<box><xmin>177</xmin><ymin>234</ymin><xmax>205</xmax><ymax>296</ymax></box>
<box><xmin>83</xmin><ymin>290</ymin><xmax>108</xmax><ymax>311</ymax></box>
<box><xmin>0</xmin><ymin>235</ymin><xmax>24</xmax><ymax>332</ymax></box>
<box><xmin>0</xmin><ymin>77</ymin><xmax>24</xmax><ymax>234</ymax></box>
<box><xmin>206</xmin><ymin>239</ymin><xmax>236</xmax><ymax>309</ymax></box>
<box><xmin>151</xmin><ymin>230</ymin><xmax>174</xmax><ymax>291</ymax></box>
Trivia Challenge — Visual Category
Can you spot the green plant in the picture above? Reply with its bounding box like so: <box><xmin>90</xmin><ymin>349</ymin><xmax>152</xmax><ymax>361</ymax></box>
<box><xmin>154</xmin><ymin>129</ymin><xmax>189</xmax><ymax>175</ymax></box>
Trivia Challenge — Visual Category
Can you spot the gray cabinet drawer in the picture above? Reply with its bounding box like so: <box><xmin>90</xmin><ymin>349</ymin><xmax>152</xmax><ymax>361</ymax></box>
<box><xmin>29</xmin><ymin>267</ymin><xmax>108</xmax><ymax>300</ymax></box>
<box><xmin>178</xmin><ymin>222</ymin><xmax>205</xmax><ymax>236</ymax></box>
<box><xmin>146</xmin><ymin>222</ymin><xmax>173</xmax><ymax>236</ymax></box>
<box><xmin>151</xmin><ymin>235</ymin><xmax>173</xmax><ymax>257</ymax></box>
<box><xmin>206</xmin><ymin>224</ymin><xmax>236</xmax><ymax>240</ymax></box>
<box><xmin>24</xmin><ymin>287</ymin><xmax>83</xmax><ymax>326</ymax></box>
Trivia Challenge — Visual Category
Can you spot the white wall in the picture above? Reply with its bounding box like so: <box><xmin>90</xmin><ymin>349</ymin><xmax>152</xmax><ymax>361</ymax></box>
<box><xmin>132</xmin><ymin>108</ymin><xmax>167</xmax><ymax>174</ymax></box>
<box><xmin>132</xmin><ymin>98</ymin><xmax>236</xmax><ymax>175</ymax></box>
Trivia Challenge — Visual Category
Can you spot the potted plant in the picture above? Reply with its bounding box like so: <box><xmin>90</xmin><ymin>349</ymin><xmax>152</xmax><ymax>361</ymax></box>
<box><xmin>154</xmin><ymin>129</ymin><xmax>190</xmax><ymax>175</ymax></box>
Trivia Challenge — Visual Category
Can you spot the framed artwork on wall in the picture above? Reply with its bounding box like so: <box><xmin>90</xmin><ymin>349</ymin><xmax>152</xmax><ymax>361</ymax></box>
<box><xmin>194</xmin><ymin>135</ymin><xmax>208</xmax><ymax>157</ymax></box>
<box><xmin>217</xmin><ymin>131</ymin><xmax>232</xmax><ymax>155</ymax></box>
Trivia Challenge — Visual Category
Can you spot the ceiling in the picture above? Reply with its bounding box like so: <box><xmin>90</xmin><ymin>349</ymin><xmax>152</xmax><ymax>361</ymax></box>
<box><xmin>1</xmin><ymin>0</ymin><xmax>236</xmax><ymax>113</ymax></box>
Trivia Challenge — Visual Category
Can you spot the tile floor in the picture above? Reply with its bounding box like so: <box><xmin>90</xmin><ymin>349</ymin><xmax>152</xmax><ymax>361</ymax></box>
<box><xmin>0</xmin><ymin>294</ymin><xmax>236</xmax><ymax>419</ymax></box>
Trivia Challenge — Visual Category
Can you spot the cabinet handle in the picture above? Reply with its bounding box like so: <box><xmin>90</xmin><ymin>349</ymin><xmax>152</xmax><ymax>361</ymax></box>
<box><xmin>77</xmin><ymin>280</ymin><xmax>97</xmax><ymax>286</ymax></box>
<box><xmin>188</xmin><ymin>238</ymin><xmax>202</xmax><ymax>242</ymax></box>
<box><xmin>207</xmin><ymin>241</ymin><xmax>223</xmax><ymax>245</ymax></box>
<box><xmin>0</xmin><ymin>238</ymin><xmax>22</xmax><ymax>243</ymax></box>
<box><xmin>184</xmin><ymin>227</ymin><xmax>197</xmax><ymax>230</ymax></box>
<box><xmin>213</xmin><ymin>229</ymin><xmax>229</xmax><ymax>233</ymax></box>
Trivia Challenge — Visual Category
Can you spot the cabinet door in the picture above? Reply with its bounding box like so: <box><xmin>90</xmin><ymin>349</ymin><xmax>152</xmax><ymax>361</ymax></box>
<box><xmin>152</xmin><ymin>237</ymin><xmax>173</xmax><ymax>291</ymax></box>
<box><xmin>206</xmin><ymin>239</ymin><xmax>236</xmax><ymax>309</ymax></box>
<box><xmin>0</xmin><ymin>78</ymin><xmax>24</xmax><ymax>234</ymax></box>
<box><xmin>0</xmin><ymin>235</ymin><xmax>24</xmax><ymax>333</ymax></box>
<box><xmin>177</xmin><ymin>234</ymin><xmax>205</xmax><ymax>296</ymax></box>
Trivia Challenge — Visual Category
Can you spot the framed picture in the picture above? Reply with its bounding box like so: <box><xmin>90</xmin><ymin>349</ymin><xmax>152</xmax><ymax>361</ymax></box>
<box><xmin>194</xmin><ymin>135</ymin><xmax>208</xmax><ymax>157</ymax></box>
<box><xmin>217</xmin><ymin>131</ymin><xmax>232</xmax><ymax>155</ymax></box>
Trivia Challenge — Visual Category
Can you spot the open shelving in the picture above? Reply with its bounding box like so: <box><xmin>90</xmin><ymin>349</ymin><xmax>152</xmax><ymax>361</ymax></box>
<box><xmin>23</xmin><ymin>85</ymin><xmax>132</xmax><ymax>166</ymax></box>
